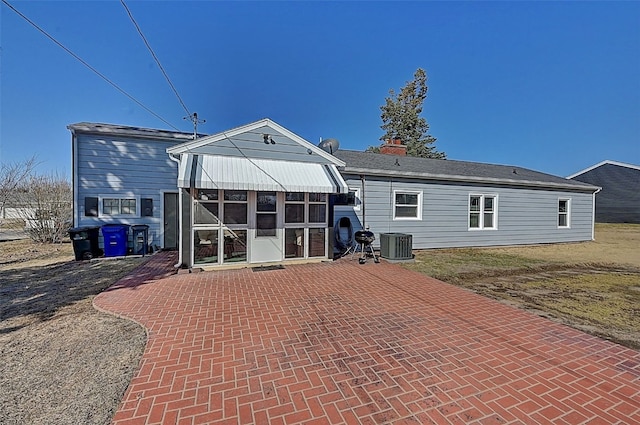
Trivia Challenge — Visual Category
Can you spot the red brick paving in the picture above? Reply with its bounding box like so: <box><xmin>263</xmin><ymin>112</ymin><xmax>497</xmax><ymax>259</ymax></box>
<box><xmin>94</xmin><ymin>253</ymin><xmax>640</xmax><ymax>424</ymax></box>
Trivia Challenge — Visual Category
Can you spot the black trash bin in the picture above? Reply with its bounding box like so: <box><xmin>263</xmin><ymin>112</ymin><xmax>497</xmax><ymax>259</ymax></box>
<box><xmin>68</xmin><ymin>226</ymin><xmax>102</xmax><ymax>260</ymax></box>
<box><xmin>131</xmin><ymin>224</ymin><xmax>149</xmax><ymax>256</ymax></box>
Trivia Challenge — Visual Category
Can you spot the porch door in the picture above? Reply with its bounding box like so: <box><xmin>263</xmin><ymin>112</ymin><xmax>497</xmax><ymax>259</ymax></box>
<box><xmin>163</xmin><ymin>192</ymin><xmax>178</xmax><ymax>250</ymax></box>
<box><xmin>251</xmin><ymin>191</ymin><xmax>284</xmax><ymax>263</ymax></box>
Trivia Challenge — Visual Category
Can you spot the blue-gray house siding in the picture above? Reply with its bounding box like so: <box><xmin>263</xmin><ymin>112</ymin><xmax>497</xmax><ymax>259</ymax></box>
<box><xmin>333</xmin><ymin>150</ymin><xmax>598</xmax><ymax>250</ymax></box>
<box><xmin>337</xmin><ymin>174</ymin><xmax>594</xmax><ymax>249</ymax></box>
<box><xmin>69</xmin><ymin>123</ymin><xmax>599</xmax><ymax>256</ymax></box>
<box><xmin>70</xmin><ymin>123</ymin><xmax>192</xmax><ymax>250</ymax></box>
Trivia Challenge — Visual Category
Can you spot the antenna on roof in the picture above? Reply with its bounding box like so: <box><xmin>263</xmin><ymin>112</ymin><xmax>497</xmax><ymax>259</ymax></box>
<box><xmin>183</xmin><ymin>112</ymin><xmax>205</xmax><ymax>139</ymax></box>
<box><xmin>318</xmin><ymin>138</ymin><xmax>340</xmax><ymax>155</ymax></box>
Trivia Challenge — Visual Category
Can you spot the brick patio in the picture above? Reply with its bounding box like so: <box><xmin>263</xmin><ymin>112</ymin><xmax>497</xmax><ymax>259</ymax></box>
<box><xmin>94</xmin><ymin>252</ymin><xmax>640</xmax><ymax>424</ymax></box>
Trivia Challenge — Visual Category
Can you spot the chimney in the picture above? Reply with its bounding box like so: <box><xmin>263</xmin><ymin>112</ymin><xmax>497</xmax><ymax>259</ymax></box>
<box><xmin>379</xmin><ymin>138</ymin><xmax>407</xmax><ymax>156</ymax></box>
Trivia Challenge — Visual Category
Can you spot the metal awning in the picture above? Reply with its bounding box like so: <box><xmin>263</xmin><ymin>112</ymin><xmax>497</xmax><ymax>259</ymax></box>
<box><xmin>177</xmin><ymin>154</ymin><xmax>348</xmax><ymax>193</ymax></box>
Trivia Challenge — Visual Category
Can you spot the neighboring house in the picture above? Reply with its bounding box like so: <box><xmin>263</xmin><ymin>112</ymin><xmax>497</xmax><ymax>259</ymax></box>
<box><xmin>70</xmin><ymin>119</ymin><xmax>600</xmax><ymax>269</ymax></box>
<box><xmin>568</xmin><ymin>160</ymin><xmax>640</xmax><ymax>224</ymax></box>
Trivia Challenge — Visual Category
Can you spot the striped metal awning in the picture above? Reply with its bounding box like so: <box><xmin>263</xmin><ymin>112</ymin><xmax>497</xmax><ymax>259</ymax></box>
<box><xmin>177</xmin><ymin>154</ymin><xmax>348</xmax><ymax>193</ymax></box>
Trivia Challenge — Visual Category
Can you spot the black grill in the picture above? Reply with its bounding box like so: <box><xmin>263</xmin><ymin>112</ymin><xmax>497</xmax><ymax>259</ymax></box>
<box><xmin>354</xmin><ymin>230</ymin><xmax>379</xmax><ymax>264</ymax></box>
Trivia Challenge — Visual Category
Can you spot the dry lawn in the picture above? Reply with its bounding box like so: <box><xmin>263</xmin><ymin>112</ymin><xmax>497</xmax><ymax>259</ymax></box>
<box><xmin>405</xmin><ymin>223</ymin><xmax>640</xmax><ymax>349</ymax></box>
<box><xmin>0</xmin><ymin>240</ymin><xmax>148</xmax><ymax>425</ymax></box>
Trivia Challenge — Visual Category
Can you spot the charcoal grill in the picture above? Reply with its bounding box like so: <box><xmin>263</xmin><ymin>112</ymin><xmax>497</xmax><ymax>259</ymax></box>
<box><xmin>353</xmin><ymin>230</ymin><xmax>379</xmax><ymax>264</ymax></box>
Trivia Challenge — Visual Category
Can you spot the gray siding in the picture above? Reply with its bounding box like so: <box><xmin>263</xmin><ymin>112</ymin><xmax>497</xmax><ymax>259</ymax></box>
<box><xmin>335</xmin><ymin>174</ymin><xmax>594</xmax><ymax>250</ymax></box>
<box><xmin>74</xmin><ymin>133</ymin><xmax>180</xmax><ymax>249</ymax></box>
<box><xmin>571</xmin><ymin>163</ymin><xmax>640</xmax><ymax>223</ymax></box>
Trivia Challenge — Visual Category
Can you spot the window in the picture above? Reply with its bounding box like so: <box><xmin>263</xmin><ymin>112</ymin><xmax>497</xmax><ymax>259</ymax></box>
<box><xmin>285</xmin><ymin>192</ymin><xmax>305</xmax><ymax>223</ymax></box>
<box><xmin>102</xmin><ymin>198</ymin><xmax>137</xmax><ymax>216</ymax></box>
<box><xmin>558</xmin><ymin>199</ymin><xmax>570</xmax><ymax>228</ymax></box>
<box><xmin>308</xmin><ymin>228</ymin><xmax>326</xmax><ymax>257</ymax></box>
<box><xmin>256</xmin><ymin>191</ymin><xmax>277</xmax><ymax>237</ymax></box>
<box><xmin>285</xmin><ymin>228</ymin><xmax>304</xmax><ymax>258</ymax></box>
<box><xmin>393</xmin><ymin>191</ymin><xmax>422</xmax><ymax>220</ymax></box>
<box><xmin>308</xmin><ymin>193</ymin><xmax>327</xmax><ymax>224</ymax></box>
<box><xmin>223</xmin><ymin>190</ymin><xmax>247</xmax><ymax>225</ymax></box>
<box><xmin>194</xmin><ymin>189</ymin><xmax>219</xmax><ymax>224</ymax></box>
<box><xmin>469</xmin><ymin>194</ymin><xmax>497</xmax><ymax>229</ymax></box>
<box><xmin>333</xmin><ymin>189</ymin><xmax>360</xmax><ymax>211</ymax></box>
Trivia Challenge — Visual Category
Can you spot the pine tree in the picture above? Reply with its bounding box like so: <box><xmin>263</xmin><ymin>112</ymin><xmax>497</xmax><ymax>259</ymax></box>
<box><xmin>368</xmin><ymin>68</ymin><xmax>445</xmax><ymax>159</ymax></box>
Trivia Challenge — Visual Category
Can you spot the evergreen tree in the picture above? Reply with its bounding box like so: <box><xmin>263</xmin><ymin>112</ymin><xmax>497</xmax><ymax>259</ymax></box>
<box><xmin>367</xmin><ymin>68</ymin><xmax>445</xmax><ymax>159</ymax></box>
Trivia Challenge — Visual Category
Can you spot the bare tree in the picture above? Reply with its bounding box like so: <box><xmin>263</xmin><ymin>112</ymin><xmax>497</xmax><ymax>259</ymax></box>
<box><xmin>0</xmin><ymin>156</ymin><xmax>38</xmax><ymax>219</ymax></box>
<box><xmin>12</xmin><ymin>173</ymin><xmax>72</xmax><ymax>243</ymax></box>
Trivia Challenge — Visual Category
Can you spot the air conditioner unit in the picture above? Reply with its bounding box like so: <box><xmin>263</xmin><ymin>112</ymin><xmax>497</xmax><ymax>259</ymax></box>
<box><xmin>380</xmin><ymin>233</ymin><xmax>413</xmax><ymax>260</ymax></box>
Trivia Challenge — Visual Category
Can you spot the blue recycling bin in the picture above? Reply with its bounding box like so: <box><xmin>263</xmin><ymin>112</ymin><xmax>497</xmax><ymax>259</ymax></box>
<box><xmin>101</xmin><ymin>224</ymin><xmax>129</xmax><ymax>257</ymax></box>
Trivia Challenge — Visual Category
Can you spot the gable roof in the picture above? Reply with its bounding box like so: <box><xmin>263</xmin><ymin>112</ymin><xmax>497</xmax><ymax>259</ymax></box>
<box><xmin>334</xmin><ymin>150</ymin><xmax>599</xmax><ymax>192</ymax></box>
<box><xmin>566</xmin><ymin>160</ymin><xmax>640</xmax><ymax>179</ymax></box>
<box><xmin>167</xmin><ymin>118</ymin><xmax>344</xmax><ymax>167</ymax></box>
<box><xmin>68</xmin><ymin>122</ymin><xmax>198</xmax><ymax>142</ymax></box>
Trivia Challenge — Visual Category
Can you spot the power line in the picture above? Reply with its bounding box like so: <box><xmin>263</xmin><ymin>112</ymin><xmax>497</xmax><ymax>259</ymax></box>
<box><xmin>2</xmin><ymin>0</ymin><xmax>180</xmax><ymax>131</ymax></box>
<box><xmin>120</xmin><ymin>0</ymin><xmax>191</xmax><ymax>118</ymax></box>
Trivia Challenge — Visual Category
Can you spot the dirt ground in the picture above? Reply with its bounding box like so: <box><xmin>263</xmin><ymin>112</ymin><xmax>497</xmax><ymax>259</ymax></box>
<box><xmin>0</xmin><ymin>240</ymin><xmax>148</xmax><ymax>425</ymax></box>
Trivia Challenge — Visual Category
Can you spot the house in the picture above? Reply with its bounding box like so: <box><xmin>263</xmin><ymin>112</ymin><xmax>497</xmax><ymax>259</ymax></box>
<box><xmin>69</xmin><ymin>122</ymin><xmax>196</xmax><ymax>251</ymax></box>
<box><xmin>69</xmin><ymin>119</ymin><xmax>600</xmax><ymax>269</ymax></box>
<box><xmin>568</xmin><ymin>160</ymin><xmax>640</xmax><ymax>224</ymax></box>
<box><xmin>333</xmin><ymin>142</ymin><xmax>599</xmax><ymax>250</ymax></box>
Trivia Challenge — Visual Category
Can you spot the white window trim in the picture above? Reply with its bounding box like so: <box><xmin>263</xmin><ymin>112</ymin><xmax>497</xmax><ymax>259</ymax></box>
<box><xmin>558</xmin><ymin>198</ymin><xmax>571</xmax><ymax>229</ymax></box>
<box><xmin>192</xmin><ymin>188</ymin><xmax>221</xmax><ymax>229</ymax></box>
<box><xmin>468</xmin><ymin>194</ymin><xmax>498</xmax><ymax>230</ymax></box>
<box><xmin>284</xmin><ymin>193</ymin><xmax>328</xmax><ymax>227</ymax></box>
<box><xmin>98</xmin><ymin>195</ymin><xmax>140</xmax><ymax>218</ymax></box>
<box><xmin>334</xmin><ymin>188</ymin><xmax>361</xmax><ymax>212</ymax></box>
<box><xmin>308</xmin><ymin>193</ymin><xmax>328</xmax><ymax>225</ymax></box>
<box><xmin>393</xmin><ymin>190</ymin><xmax>423</xmax><ymax>221</ymax></box>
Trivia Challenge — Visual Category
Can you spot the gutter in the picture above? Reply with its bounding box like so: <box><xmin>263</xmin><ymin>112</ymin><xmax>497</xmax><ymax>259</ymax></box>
<box><xmin>340</xmin><ymin>167</ymin><xmax>601</xmax><ymax>192</ymax></box>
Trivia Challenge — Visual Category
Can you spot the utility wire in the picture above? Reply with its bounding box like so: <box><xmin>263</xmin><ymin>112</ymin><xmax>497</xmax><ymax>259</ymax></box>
<box><xmin>120</xmin><ymin>0</ymin><xmax>191</xmax><ymax>117</ymax></box>
<box><xmin>2</xmin><ymin>0</ymin><xmax>180</xmax><ymax>131</ymax></box>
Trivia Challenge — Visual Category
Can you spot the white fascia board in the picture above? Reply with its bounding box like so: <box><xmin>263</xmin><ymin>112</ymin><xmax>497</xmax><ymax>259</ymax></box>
<box><xmin>343</xmin><ymin>167</ymin><xmax>601</xmax><ymax>192</ymax></box>
<box><xmin>567</xmin><ymin>160</ymin><xmax>640</xmax><ymax>179</ymax></box>
<box><xmin>166</xmin><ymin>119</ymin><xmax>268</xmax><ymax>154</ymax></box>
<box><xmin>166</xmin><ymin>118</ymin><xmax>345</xmax><ymax>167</ymax></box>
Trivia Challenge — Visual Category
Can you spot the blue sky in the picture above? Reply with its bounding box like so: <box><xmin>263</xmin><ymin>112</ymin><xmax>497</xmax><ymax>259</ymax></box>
<box><xmin>1</xmin><ymin>1</ymin><xmax>639</xmax><ymax>178</ymax></box>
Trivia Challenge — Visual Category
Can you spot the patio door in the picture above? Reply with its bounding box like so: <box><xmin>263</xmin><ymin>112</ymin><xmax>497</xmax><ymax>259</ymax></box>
<box><xmin>250</xmin><ymin>191</ymin><xmax>284</xmax><ymax>263</ymax></box>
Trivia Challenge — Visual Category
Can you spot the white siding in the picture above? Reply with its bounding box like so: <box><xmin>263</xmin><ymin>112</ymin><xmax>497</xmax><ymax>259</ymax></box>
<box><xmin>335</xmin><ymin>174</ymin><xmax>595</xmax><ymax>249</ymax></box>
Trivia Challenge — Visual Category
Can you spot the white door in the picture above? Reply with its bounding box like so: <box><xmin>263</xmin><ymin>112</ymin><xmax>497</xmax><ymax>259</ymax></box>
<box><xmin>250</xmin><ymin>191</ymin><xmax>284</xmax><ymax>263</ymax></box>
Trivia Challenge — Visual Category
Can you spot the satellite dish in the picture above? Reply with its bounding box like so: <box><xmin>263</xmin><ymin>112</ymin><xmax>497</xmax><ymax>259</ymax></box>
<box><xmin>318</xmin><ymin>138</ymin><xmax>340</xmax><ymax>154</ymax></box>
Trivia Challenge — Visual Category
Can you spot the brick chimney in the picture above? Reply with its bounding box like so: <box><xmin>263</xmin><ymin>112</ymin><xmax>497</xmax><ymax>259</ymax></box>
<box><xmin>379</xmin><ymin>137</ymin><xmax>407</xmax><ymax>156</ymax></box>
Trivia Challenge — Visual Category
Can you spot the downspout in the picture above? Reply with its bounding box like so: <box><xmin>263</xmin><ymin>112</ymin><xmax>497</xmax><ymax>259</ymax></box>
<box><xmin>592</xmin><ymin>188</ymin><xmax>602</xmax><ymax>241</ymax></box>
<box><xmin>360</xmin><ymin>175</ymin><xmax>366</xmax><ymax>229</ymax></box>
<box><xmin>168</xmin><ymin>153</ymin><xmax>183</xmax><ymax>268</ymax></box>
<box><xmin>71</xmin><ymin>132</ymin><xmax>78</xmax><ymax>227</ymax></box>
